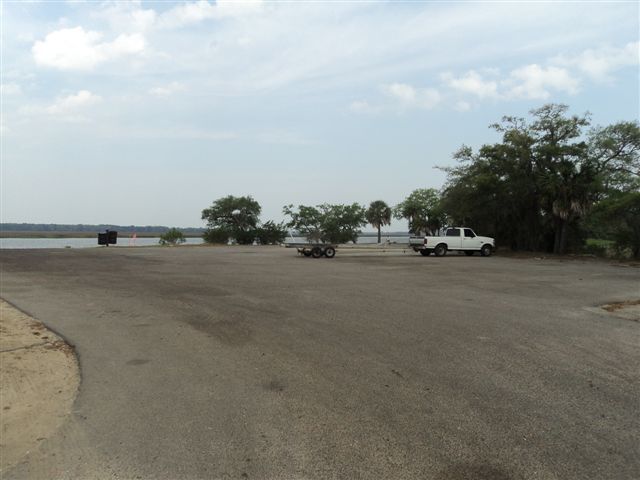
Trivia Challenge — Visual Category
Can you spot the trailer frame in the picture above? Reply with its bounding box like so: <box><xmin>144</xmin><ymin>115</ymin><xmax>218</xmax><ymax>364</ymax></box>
<box><xmin>285</xmin><ymin>243</ymin><xmax>338</xmax><ymax>258</ymax></box>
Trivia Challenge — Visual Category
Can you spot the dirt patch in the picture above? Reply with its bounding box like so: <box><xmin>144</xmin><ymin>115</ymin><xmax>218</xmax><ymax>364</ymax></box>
<box><xmin>0</xmin><ymin>300</ymin><xmax>80</xmax><ymax>474</ymax></box>
<box><xmin>601</xmin><ymin>300</ymin><xmax>640</xmax><ymax>321</ymax></box>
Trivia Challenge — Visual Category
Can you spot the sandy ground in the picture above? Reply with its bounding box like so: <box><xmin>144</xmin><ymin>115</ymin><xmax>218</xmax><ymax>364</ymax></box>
<box><xmin>0</xmin><ymin>300</ymin><xmax>79</xmax><ymax>474</ymax></box>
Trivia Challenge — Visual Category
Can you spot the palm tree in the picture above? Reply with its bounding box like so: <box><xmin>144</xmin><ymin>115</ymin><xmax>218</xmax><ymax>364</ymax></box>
<box><xmin>366</xmin><ymin>200</ymin><xmax>392</xmax><ymax>243</ymax></box>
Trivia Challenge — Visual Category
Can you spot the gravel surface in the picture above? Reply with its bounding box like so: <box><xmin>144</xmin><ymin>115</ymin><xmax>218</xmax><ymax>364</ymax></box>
<box><xmin>1</xmin><ymin>246</ymin><xmax>638</xmax><ymax>480</ymax></box>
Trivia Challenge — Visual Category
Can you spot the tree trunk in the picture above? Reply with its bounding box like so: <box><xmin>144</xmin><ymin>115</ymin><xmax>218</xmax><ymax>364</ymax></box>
<box><xmin>377</xmin><ymin>226</ymin><xmax>381</xmax><ymax>244</ymax></box>
<box><xmin>553</xmin><ymin>218</ymin><xmax>562</xmax><ymax>254</ymax></box>
<box><xmin>553</xmin><ymin>218</ymin><xmax>569</xmax><ymax>254</ymax></box>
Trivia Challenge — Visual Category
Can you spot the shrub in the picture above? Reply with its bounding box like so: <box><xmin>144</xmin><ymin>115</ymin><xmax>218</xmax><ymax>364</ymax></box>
<box><xmin>159</xmin><ymin>228</ymin><xmax>186</xmax><ymax>246</ymax></box>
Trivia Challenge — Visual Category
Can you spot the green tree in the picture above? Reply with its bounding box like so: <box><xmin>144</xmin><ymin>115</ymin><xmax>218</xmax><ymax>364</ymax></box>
<box><xmin>202</xmin><ymin>228</ymin><xmax>231</xmax><ymax>244</ymax></box>
<box><xmin>282</xmin><ymin>204</ymin><xmax>324</xmax><ymax>242</ymax></box>
<box><xmin>202</xmin><ymin>195</ymin><xmax>261</xmax><ymax>245</ymax></box>
<box><xmin>283</xmin><ymin>203</ymin><xmax>367</xmax><ymax>243</ymax></box>
<box><xmin>255</xmin><ymin>221</ymin><xmax>288</xmax><ymax>245</ymax></box>
<box><xmin>366</xmin><ymin>200</ymin><xmax>392</xmax><ymax>243</ymax></box>
<box><xmin>159</xmin><ymin>228</ymin><xmax>186</xmax><ymax>246</ymax></box>
<box><xmin>588</xmin><ymin>192</ymin><xmax>640</xmax><ymax>258</ymax></box>
<box><xmin>440</xmin><ymin>104</ymin><xmax>639</xmax><ymax>254</ymax></box>
<box><xmin>394</xmin><ymin>188</ymin><xmax>443</xmax><ymax>235</ymax></box>
<box><xmin>319</xmin><ymin>203</ymin><xmax>367</xmax><ymax>243</ymax></box>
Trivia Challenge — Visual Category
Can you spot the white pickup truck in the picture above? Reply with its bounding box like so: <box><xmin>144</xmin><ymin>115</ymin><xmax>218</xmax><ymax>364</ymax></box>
<box><xmin>409</xmin><ymin>227</ymin><xmax>495</xmax><ymax>257</ymax></box>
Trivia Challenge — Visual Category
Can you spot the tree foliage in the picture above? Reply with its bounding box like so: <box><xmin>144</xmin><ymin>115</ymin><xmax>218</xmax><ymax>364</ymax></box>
<box><xmin>202</xmin><ymin>195</ymin><xmax>261</xmax><ymax>244</ymax></box>
<box><xmin>159</xmin><ymin>228</ymin><xmax>186</xmax><ymax>246</ymax></box>
<box><xmin>394</xmin><ymin>188</ymin><xmax>444</xmax><ymax>235</ymax></box>
<box><xmin>283</xmin><ymin>203</ymin><xmax>367</xmax><ymax>243</ymax></box>
<box><xmin>366</xmin><ymin>200</ymin><xmax>392</xmax><ymax>243</ymax></box>
<box><xmin>440</xmin><ymin>104</ymin><xmax>640</xmax><ymax>254</ymax></box>
<box><xmin>255</xmin><ymin>221</ymin><xmax>288</xmax><ymax>245</ymax></box>
<box><xmin>587</xmin><ymin>191</ymin><xmax>640</xmax><ymax>258</ymax></box>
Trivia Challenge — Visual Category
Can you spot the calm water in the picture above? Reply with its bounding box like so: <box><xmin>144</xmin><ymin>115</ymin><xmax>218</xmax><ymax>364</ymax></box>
<box><xmin>1</xmin><ymin>235</ymin><xmax>409</xmax><ymax>249</ymax></box>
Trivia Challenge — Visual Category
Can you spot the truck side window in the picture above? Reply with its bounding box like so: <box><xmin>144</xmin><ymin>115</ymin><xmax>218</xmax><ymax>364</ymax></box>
<box><xmin>446</xmin><ymin>228</ymin><xmax>460</xmax><ymax>237</ymax></box>
<box><xmin>464</xmin><ymin>229</ymin><xmax>475</xmax><ymax>238</ymax></box>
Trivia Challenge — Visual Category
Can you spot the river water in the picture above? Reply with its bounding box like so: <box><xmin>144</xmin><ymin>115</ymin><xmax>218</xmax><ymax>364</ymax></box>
<box><xmin>1</xmin><ymin>235</ymin><xmax>410</xmax><ymax>249</ymax></box>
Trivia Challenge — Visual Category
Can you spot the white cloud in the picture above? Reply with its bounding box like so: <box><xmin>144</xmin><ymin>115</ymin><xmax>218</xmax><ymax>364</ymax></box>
<box><xmin>383</xmin><ymin>83</ymin><xmax>441</xmax><ymax>109</ymax></box>
<box><xmin>19</xmin><ymin>90</ymin><xmax>102</xmax><ymax>123</ymax></box>
<box><xmin>32</xmin><ymin>27</ymin><xmax>145</xmax><ymax>71</ymax></box>
<box><xmin>158</xmin><ymin>1</ymin><xmax>216</xmax><ymax>28</ymax></box>
<box><xmin>157</xmin><ymin>0</ymin><xmax>262</xmax><ymax>28</ymax></box>
<box><xmin>442</xmin><ymin>70</ymin><xmax>498</xmax><ymax>99</ymax></box>
<box><xmin>46</xmin><ymin>90</ymin><xmax>102</xmax><ymax>115</ymax></box>
<box><xmin>454</xmin><ymin>101</ymin><xmax>471</xmax><ymax>112</ymax></box>
<box><xmin>95</xmin><ymin>1</ymin><xmax>157</xmax><ymax>32</ymax></box>
<box><xmin>149</xmin><ymin>82</ymin><xmax>186</xmax><ymax>97</ymax></box>
<box><xmin>553</xmin><ymin>42</ymin><xmax>639</xmax><ymax>81</ymax></box>
<box><xmin>255</xmin><ymin>130</ymin><xmax>315</xmax><ymax>145</ymax></box>
<box><xmin>349</xmin><ymin>100</ymin><xmax>378</xmax><ymax>114</ymax></box>
<box><xmin>215</xmin><ymin>0</ymin><xmax>263</xmax><ymax>18</ymax></box>
<box><xmin>503</xmin><ymin>64</ymin><xmax>579</xmax><ymax>99</ymax></box>
<box><xmin>1</xmin><ymin>83</ymin><xmax>22</xmax><ymax>95</ymax></box>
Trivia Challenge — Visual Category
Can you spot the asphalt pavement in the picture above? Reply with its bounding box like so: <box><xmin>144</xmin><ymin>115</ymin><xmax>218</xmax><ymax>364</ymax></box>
<box><xmin>0</xmin><ymin>246</ymin><xmax>638</xmax><ymax>480</ymax></box>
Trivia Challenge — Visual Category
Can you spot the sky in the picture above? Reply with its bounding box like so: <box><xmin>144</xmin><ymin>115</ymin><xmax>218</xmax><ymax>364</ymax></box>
<box><xmin>1</xmin><ymin>0</ymin><xmax>639</xmax><ymax>231</ymax></box>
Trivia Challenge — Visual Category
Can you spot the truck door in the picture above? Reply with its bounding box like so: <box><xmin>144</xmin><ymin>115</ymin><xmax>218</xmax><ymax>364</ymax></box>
<box><xmin>445</xmin><ymin>228</ymin><xmax>463</xmax><ymax>248</ymax></box>
<box><xmin>462</xmin><ymin>228</ymin><xmax>482</xmax><ymax>250</ymax></box>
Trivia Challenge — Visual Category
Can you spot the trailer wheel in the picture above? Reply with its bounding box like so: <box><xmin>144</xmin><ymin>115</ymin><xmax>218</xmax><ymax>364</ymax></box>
<box><xmin>303</xmin><ymin>249</ymin><xmax>312</xmax><ymax>257</ymax></box>
<box><xmin>419</xmin><ymin>250</ymin><xmax>431</xmax><ymax>256</ymax></box>
<box><xmin>311</xmin><ymin>247</ymin><xmax>323</xmax><ymax>258</ymax></box>
<box><xmin>434</xmin><ymin>244</ymin><xmax>447</xmax><ymax>257</ymax></box>
<box><xmin>480</xmin><ymin>244</ymin><xmax>493</xmax><ymax>257</ymax></box>
<box><xmin>324</xmin><ymin>247</ymin><xmax>336</xmax><ymax>258</ymax></box>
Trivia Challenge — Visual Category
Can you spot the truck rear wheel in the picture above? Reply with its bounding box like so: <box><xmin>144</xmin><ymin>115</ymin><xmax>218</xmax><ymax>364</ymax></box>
<box><xmin>434</xmin><ymin>244</ymin><xmax>447</xmax><ymax>257</ymax></box>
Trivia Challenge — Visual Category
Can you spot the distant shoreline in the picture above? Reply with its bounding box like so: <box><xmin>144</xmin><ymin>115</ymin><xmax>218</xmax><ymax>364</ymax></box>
<box><xmin>0</xmin><ymin>231</ymin><xmax>204</xmax><ymax>239</ymax></box>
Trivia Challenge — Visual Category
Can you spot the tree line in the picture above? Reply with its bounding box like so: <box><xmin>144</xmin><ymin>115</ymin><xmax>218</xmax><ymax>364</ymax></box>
<box><xmin>200</xmin><ymin>104</ymin><xmax>639</xmax><ymax>257</ymax></box>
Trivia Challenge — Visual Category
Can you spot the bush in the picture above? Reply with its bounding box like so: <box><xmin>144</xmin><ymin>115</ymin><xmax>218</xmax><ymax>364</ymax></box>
<box><xmin>159</xmin><ymin>228</ymin><xmax>186</xmax><ymax>246</ymax></box>
<box><xmin>255</xmin><ymin>221</ymin><xmax>287</xmax><ymax>244</ymax></box>
<box><xmin>203</xmin><ymin>228</ymin><xmax>231</xmax><ymax>244</ymax></box>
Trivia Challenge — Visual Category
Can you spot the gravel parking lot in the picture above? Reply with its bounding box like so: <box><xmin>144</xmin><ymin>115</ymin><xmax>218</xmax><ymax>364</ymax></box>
<box><xmin>1</xmin><ymin>246</ymin><xmax>638</xmax><ymax>479</ymax></box>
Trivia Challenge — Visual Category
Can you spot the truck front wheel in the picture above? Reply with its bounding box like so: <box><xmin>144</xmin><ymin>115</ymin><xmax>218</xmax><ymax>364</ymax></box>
<box><xmin>434</xmin><ymin>244</ymin><xmax>447</xmax><ymax>257</ymax></box>
<box><xmin>480</xmin><ymin>244</ymin><xmax>493</xmax><ymax>257</ymax></box>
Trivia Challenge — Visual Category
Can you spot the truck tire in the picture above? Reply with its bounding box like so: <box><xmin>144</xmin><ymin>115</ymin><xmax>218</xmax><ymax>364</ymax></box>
<box><xmin>311</xmin><ymin>247</ymin><xmax>323</xmax><ymax>258</ymax></box>
<box><xmin>480</xmin><ymin>244</ymin><xmax>493</xmax><ymax>257</ymax></box>
<box><xmin>434</xmin><ymin>244</ymin><xmax>447</xmax><ymax>257</ymax></box>
<box><xmin>324</xmin><ymin>247</ymin><xmax>336</xmax><ymax>258</ymax></box>
<box><xmin>419</xmin><ymin>250</ymin><xmax>431</xmax><ymax>256</ymax></box>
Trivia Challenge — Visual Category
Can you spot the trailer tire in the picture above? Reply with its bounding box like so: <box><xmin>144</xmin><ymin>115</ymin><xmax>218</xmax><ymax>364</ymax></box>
<box><xmin>480</xmin><ymin>244</ymin><xmax>493</xmax><ymax>257</ymax></box>
<box><xmin>303</xmin><ymin>249</ymin><xmax>312</xmax><ymax>257</ymax></box>
<box><xmin>311</xmin><ymin>247</ymin><xmax>323</xmax><ymax>258</ymax></box>
<box><xmin>324</xmin><ymin>247</ymin><xmax>336</xmax><ymax>258</ymax></box>
<box><xmin>434</xmin><ymin>244</ymin><xmax>447</xmax><ymax>257</ymax></box>
<box><xmin>419</xmin><ymin>250</ymin><xmax>431</xmax><ymax>256</ymax></box>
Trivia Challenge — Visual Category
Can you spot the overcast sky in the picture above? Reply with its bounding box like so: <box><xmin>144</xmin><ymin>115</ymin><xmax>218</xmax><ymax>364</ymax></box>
<box><xmin>1</xmin><ymin>0</ymin><xmax>639</xmax><ymax>231</ymax></box>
